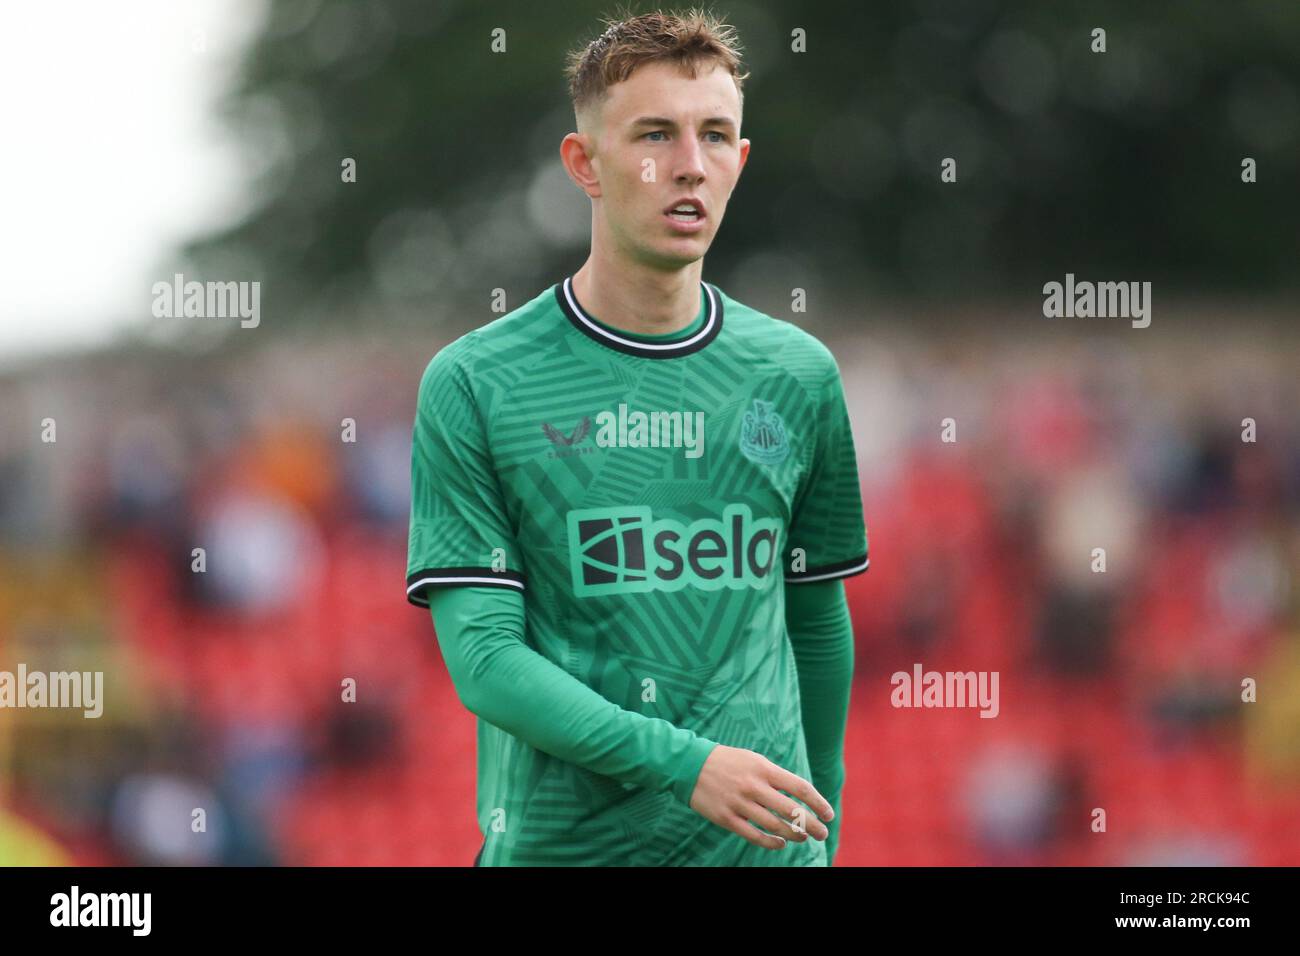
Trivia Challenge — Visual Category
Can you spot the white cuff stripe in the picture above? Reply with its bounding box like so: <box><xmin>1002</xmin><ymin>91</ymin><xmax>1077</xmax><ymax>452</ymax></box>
<box><xmin>407</xmin><ymin>575</ymin><xmax>526</xmax><ymax>593</ymax></box>
<box><xmin>784</xmin><ymin>557</ymin><xmax>869</xmax><ymax>583</ymax></box>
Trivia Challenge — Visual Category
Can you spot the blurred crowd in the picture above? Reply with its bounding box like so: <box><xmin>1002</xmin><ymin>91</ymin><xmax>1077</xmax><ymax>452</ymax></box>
<box><xmin>0</xmin><ymin>316</ymin><xmax>1297</xmax><ymax>865</ymax></box>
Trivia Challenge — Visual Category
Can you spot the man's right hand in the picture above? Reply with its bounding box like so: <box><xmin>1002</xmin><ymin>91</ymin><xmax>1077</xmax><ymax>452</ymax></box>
<box><xmin>687</xmin><ymin>744</ymin><xmax>833</xmax><ymax>850</ymax></box>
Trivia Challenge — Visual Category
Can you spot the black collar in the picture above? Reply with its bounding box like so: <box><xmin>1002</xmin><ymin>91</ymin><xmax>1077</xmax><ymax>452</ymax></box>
<box><xmin>554</xmin><ymin>275</ymin><xmax>723</xmax><ymax>359</ymax></box>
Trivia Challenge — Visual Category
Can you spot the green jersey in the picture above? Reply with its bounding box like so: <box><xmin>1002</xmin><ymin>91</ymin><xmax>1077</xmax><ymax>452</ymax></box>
<box><xmin>406</xmin><ymin>276</ymin><xmax>868</xmax><ymax>865</ymax></box>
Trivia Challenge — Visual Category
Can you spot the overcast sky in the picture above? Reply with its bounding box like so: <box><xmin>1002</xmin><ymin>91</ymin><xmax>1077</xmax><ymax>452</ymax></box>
<box><xmin>0</xmin><ymin>1</ymin><xmax>261</xmax><ymax>363</ymax></box>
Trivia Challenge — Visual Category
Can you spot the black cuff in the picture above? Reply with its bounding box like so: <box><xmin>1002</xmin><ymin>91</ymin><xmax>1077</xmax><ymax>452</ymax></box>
<box><xmin>406</xmin><ymin>567</ymin><xmax>526</xmax><ymax>607</ymax></box>
<box><xmin>783</xmin><ymin>554</ymin><xmax>869</xmax><ymax>584</ymax></box>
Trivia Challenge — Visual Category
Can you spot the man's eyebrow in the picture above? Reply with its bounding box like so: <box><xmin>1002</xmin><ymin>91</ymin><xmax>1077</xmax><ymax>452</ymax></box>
<box><xmin>629</xmin><ymin>115</ymin><xmax>737</xmax><ymax>130</ymax></box>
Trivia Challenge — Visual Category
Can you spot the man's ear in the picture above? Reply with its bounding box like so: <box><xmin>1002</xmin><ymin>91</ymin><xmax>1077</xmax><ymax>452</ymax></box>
<box><xmin>561</xmin><ymin>131</ymin><xmax>602</xmax><ymax>199</ymax></box>
<box><xmin>730</xmin><ymin>137</ymin><xmax>751</xmax><ymax>195</ymax></box>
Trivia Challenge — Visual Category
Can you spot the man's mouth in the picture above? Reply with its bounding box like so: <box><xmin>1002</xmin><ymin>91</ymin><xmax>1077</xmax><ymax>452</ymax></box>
<box><xmin>664</xmin><ymin>198</ymin><xmax>705</xmax><ymax>223</ymax></box>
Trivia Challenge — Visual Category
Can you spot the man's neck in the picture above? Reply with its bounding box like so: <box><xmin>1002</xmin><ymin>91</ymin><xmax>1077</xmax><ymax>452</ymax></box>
<box><xmin>570</xmin><ymin>258</ymin><xmax>703</xmax><ymax>337</ymax></box>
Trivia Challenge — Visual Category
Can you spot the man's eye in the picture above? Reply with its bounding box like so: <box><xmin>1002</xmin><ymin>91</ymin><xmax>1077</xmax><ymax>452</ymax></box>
<box><xmin>706</xmin><ymin>131</ymin><xmax>727</xmax><ymax>143</ymax></box>
<box><xmin>644</xmin><ymin>131</ymin><xmax>667</xmax><ymax>141</ymax></box>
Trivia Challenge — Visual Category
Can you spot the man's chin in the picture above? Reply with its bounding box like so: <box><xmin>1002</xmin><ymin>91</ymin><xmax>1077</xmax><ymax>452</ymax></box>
<box><xmin>648</xmin><ymin>249</ymin><xmax>707</xmax><ymax>271</ymax></box>
<box><xmin>655</xmin><ymin>235</ymin><xmax>712</xmax><ymax>266</ymax></box>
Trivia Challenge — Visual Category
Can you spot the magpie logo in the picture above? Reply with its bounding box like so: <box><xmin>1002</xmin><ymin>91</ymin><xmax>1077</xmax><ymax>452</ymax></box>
<box><xmin>568</xmin><ymin>503</ymin><xmax>781</xmax><ymax>597</ymax></box>
<box><xmin>739</xmin><ymin>399</ymin><xmax>790</xmax><ymax>465</ymax></box>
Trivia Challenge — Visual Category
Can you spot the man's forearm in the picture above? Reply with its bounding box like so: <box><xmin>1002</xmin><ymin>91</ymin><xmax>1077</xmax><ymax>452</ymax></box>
<box><xmin>786</xmin><ymin>578</ymin><xmax>854</xmax><ymax>860</ymax></box>
<box><xmin>428</xmin><ymin>585</ymin><xmax>717</xmax><ymax>806</ymax></box>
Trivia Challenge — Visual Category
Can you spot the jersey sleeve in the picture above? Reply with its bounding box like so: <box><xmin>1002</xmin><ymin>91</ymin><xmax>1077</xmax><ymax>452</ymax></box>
<box><xmin>784</xmin><ymin>578</ymin><xmax>853</xmax><ymax>863</ymax></box>
<box><xmin>783</xmin><ymin>352</ymin><xmax>869</xmax><ymax>584</ymax></box>
<box><xmin>406</xmin><ymin>345</ymin><xmax>526</xmax><ymax>607</ymax></box>
<box><xmin>428</xmin><ymin>586</ymin><xmax>718</xmax><ymax>809</ymax></box>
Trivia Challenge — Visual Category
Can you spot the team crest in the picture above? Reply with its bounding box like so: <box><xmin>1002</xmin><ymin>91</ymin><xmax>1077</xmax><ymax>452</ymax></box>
<box><xmin>739</xmin><ymin>399</ymin><xmax>790</xmax><ymax>465</ymax></box>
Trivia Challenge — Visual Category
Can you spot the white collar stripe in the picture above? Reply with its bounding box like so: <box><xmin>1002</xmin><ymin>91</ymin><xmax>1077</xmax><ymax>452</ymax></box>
<box><xmin>558</xmin><ymin>276</ymin><xmax>722</xmax><ymax>358</ymax></box>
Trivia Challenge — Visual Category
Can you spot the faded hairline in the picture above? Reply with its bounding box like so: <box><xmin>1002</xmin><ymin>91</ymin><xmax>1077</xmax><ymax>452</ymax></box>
<box><xmin>573</xmin><ymin>62</ymin><xmax>744</xmax><ymax>143</ymax></box>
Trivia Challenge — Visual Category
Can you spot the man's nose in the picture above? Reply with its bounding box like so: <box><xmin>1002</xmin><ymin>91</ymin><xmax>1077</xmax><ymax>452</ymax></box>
<box><xmin>673</xmin><ymin>134</ymin><xmax>706</xmax><ymax>183</ymax></box>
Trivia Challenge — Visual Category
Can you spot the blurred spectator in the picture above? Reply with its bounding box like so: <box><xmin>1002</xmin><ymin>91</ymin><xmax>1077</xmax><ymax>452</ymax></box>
<box><xmin>190</xmin><ymin>489</ymin><xmax>325</xmax><ymax>612</ymax></box>
<box><xmin>962</xmin><ymin>741</ymin><xmax>1063</xmax><ymax>860</ymax></box>
<box><xmin>341</xmin><ymin>418</ymin><xmax>412</xmax><ymax>526</ymax></box>
<box><xmin>109</xmin><ymin>772</ymin><xmax>227</xmax><ymax>865</ymax></box>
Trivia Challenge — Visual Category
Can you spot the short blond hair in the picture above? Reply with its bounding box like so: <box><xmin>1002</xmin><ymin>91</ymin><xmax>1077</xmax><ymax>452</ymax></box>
<box><xmin>565</xmin><ymin>7</ymin><xmax>750</xmax><ymax>130</ymax></box>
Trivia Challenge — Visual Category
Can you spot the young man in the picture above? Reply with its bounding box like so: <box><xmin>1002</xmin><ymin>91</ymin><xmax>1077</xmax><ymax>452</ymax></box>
<box><xmin>406</xmin><ymin>10</ymin><xmax>868</xmax><ymax>866</ymax></box>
